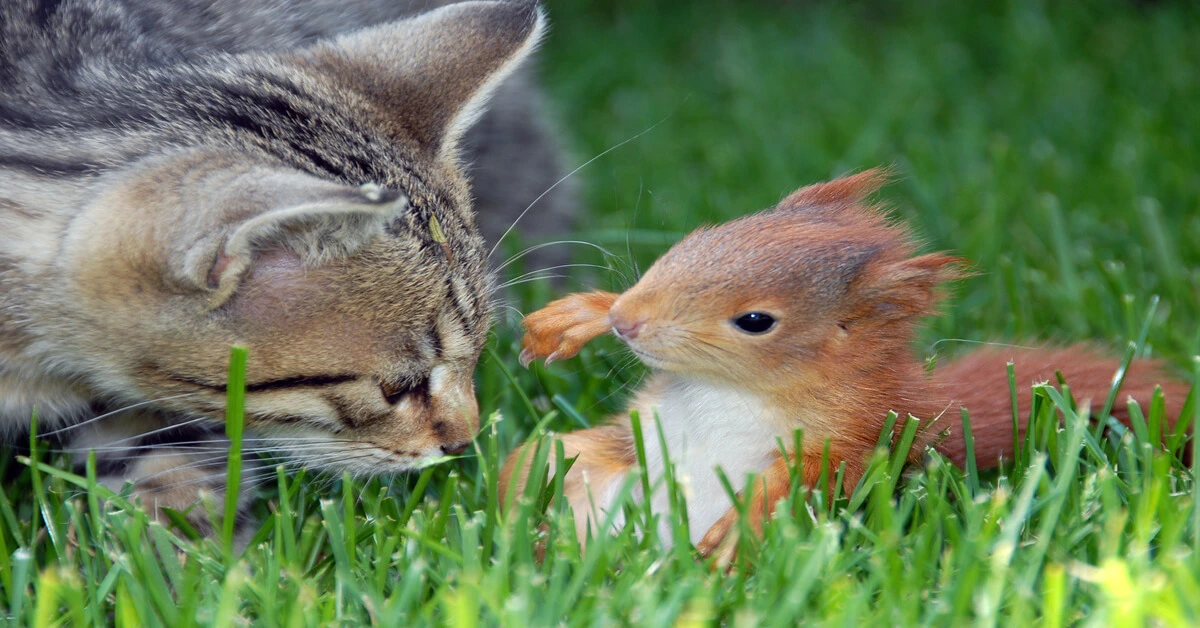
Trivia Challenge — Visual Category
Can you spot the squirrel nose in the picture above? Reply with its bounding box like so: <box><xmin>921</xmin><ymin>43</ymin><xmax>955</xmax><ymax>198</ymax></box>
<box><xmin>610</xmin><ymin>315</ymin><xmax>644</xmax><ymax>340</ymax></box>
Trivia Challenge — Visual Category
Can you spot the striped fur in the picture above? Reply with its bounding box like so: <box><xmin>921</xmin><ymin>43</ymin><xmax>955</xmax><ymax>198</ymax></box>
<box><xmin>1</xmin><ymin>0</ymin><xmax>568</xmax><ymax>534</ymax></box>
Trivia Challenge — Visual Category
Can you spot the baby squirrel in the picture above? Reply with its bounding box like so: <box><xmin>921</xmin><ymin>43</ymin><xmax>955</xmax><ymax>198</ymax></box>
<box><xmin>500</xmin><ymin>169</ymin><xmax>1190</xmax><ymax>557</ymax></box>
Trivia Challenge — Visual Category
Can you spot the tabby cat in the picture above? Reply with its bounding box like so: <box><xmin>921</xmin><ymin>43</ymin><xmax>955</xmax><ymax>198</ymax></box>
<box><xmin>0</xmin><ymin>0</ymin><xmax>569</xmax><ymax>532</ymax></box>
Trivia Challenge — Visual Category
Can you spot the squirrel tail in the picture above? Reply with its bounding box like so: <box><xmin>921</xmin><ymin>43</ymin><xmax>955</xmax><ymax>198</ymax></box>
<box><xmin>932</xmin><ymin>345</ymin><xmax>1192</xmax><ymax>468</ymax></box>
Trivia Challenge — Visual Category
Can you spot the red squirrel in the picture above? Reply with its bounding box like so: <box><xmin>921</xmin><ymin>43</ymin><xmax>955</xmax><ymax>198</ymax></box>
<box><xmin>499</xmin><ymin>169</ymin><xmax>1190</xmax><ymax>557</ymax></box>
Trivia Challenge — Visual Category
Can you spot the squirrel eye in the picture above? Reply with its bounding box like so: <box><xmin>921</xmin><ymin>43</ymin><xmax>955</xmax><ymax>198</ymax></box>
<box><xmin>732</xmin><ymin>312</ymin><xmax>777</xmax><ymax>334</ymax></box>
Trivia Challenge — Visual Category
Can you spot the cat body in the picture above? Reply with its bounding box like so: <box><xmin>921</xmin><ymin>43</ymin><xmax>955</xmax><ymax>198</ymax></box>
<box><xmin>1</xmin><ymin>0</ymin><xmax>568</xmax><ymax>530</ymax></box>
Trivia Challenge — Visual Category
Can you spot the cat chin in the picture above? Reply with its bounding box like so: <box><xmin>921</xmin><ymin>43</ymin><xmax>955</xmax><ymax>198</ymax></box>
<box><xmin>261</xmin><ymin>431</ymin><xmax>449</xmax><ymax>476</ymax></box>
<box><xmin>288</xmin><ymin>449</ymin><xmax>447</xmax><ymax>476</ymax></box>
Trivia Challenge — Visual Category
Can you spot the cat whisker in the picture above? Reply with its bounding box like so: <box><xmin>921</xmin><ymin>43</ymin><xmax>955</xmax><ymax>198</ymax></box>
<box><xmin>128</xmin><ymin>468</ymin><xmax>274</xmax><ymax>496</ymax></box>
<box><xmin>39</xmin><ymin>393</ymin><xmax>201</xmax><ymax>438</ymax></box>
<box><xmin>62</xmin><ymin>445</ymin><xmax>333</xmax><ymax>460</ymax></box>
<box><xmin>61</xmin><ymin>444</ymin><xmax>229</xmax><ymax>456</ymax></box>
<box><xmin>498</xmin><ymin>274</ymin><xmax>566</xmax><ymax>289</ymax></box>
<box><xmin>83</xmin><ymin>440</ymin><xmax>368</xmax><ymax>481</ymax></box>
<box><xmin>497</xmin><ymin>263</ymin><xmax>626</xmax><ymax>290</ymax></box>
<box><xmin>356</xmin><ymin>478</ymin><xmax>375</xmax><ymax>504</ymax></box>
<box><xmin>927</xmin><ymin>338</ymin><xmax>1040</xmax><ymax>354</ymax></box>
<box><xmin>54</xmin><ymin>438</ymin><xmax>229</xmax><ymax>452</ymax></box>
<box><xmin>622</xmin><ymin>177</ymin><xmax>646</xmax><ymax>283</ymax></box>
<box><xmin>121</xmin><ymin>447</ymin><xmax>374</xmax><ymax>489</ymax></box>
<box><xmin>488</xmin><ymin>109</ymin><xmax>679</xmax><ymax>261</ymax></box>
<box><xmin>493</xmin><ymin>303</ymin><xmax>527</xmax><ymax>324</ymax></box>
<box><xmin>53</xmin><ymin>435</ymin><xmax>343</xmax><ymax>452</ymax></box>
<box><xmin>98</xmin><ymin>414</ymin><xmax>220</xmax><ymax>448</ymax></box>
<box><xmin>256</xmin><ymin>453</ymin><xmax>389</xmax><ymax>484</ymax></box>
<box><xmin>496</xmin><ymin>240</ymin><xmax>620</xmax><ymax>273</ymax></box>
<box><xmin>108</xmin><ymin>455</ymin><xmax>233</xmax><ymax>484</ymax></box>
<box><xmin>242</xmin><ymin>436</ymin><xmax>361</xmax><ymax>445</ymax></box>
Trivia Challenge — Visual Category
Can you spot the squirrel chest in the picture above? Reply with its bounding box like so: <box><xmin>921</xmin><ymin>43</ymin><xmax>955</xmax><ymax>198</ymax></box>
<box><xmin>623</xmin><ymin>375</ymin><xmax>785</xmax><ymax>546</ymax></box>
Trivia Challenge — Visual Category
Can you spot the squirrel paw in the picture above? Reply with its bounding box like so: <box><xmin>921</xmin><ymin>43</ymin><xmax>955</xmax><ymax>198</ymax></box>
<box><xmin>520</xmin><ymin>291</ymin><xmax>619</xmax><ymax>367</ymax></box>
<box><xmin>695</xmin><ymin>454</ymin><xmax>797</xmax><ymax>566</ymax></box>
<box><xmin>696</xmin><ymin>509</ymin><xmax>742</xmax><ymax>568</ymax></box>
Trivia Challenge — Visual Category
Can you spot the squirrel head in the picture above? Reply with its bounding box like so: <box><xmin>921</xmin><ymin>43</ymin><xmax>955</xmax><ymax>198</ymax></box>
<box><xmin>608</xmin><ymin>168</ymin><xmax>966</xmax><ymax>391</ymax></box>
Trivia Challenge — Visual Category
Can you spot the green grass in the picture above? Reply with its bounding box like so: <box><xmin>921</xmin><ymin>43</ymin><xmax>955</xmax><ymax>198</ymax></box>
<box><xmin>4</xmin><ymin>0</ymin><xmax>1200</xmax><ymax>624</ymax></box>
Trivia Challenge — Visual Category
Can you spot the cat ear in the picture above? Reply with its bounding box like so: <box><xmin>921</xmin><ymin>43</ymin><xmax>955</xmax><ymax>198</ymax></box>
<box><xmin>853</xmin><ymin>253</ymin><xmax>968</xmax><ymax>320</ymax></box>
<box><xmin>181</xmin><ymin>172</ymin><xmax>409</xmax><ymax>308</ymax></box>
<box><xmin>307</xmin><ymin>1</ymin><xmax>546</xmax><ymax>162</ymax></box>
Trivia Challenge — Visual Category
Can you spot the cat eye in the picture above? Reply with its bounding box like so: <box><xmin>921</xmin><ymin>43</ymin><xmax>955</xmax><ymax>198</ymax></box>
<box><xmin>380</xmin><ymin>376</ymin><xmax>430</xmax><ymax>405</ymax></box>
<box><xmin>732</xmin><ymin>312</ymin><xmax>777</xmax><ymax>334</ymax></box>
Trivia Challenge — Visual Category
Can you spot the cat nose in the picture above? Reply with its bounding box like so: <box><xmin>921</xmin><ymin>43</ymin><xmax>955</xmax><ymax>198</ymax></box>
<box><xmin>610</xmin><ymin>314</ymin><xmax>644</xmax><ymax>340</ymax></box>
<box><xmin>441</xmin><ymin>441</ymin><xmax>470</xmax><ymax>455</ymax></box>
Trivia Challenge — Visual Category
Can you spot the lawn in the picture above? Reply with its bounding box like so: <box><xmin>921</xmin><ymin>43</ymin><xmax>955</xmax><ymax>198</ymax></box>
<box><xmin>4</xmin><ymin>0</ymin><xmax>1200</xmax><ymax>624</ymax></box>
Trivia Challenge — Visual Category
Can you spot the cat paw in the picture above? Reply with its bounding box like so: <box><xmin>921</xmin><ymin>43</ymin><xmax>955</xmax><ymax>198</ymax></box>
<box><xmin>118</xmin><ymin>447</ymin><xmax>260</xmax><ymax>540</ymax></box>
<box><xmin>66</xmin><ymin>411</ymin><xmax>261</xmax><ymax>542</ymax></box>
<box><xmin>520</xmin><ymin>291</ymin><xmax>619</xmax><ymax>367</ymax></box>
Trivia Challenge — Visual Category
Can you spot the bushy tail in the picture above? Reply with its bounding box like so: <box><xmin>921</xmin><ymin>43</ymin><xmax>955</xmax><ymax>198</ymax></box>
<box><xmin>933</xmin><ymin>345</ymin><xmax>1192</xmax><ymax>468</ymax></box>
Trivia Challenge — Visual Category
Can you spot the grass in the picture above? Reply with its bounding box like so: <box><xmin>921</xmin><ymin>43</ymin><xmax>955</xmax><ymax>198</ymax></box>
<box><xmin>4</xmin><ymin>0</ymin><xmax>1200</xmax><ymax>624</ymax></box>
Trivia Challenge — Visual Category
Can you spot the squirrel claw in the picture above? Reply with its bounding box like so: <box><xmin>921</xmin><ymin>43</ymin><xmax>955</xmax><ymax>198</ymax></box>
<box><xmin>519</xmin><ymin>348</ymin><xmax>535</xmax><ymax>369</ymax></box>
<box><xmin>518</xmin><ymin>290</ymin><xmax>620</xmax><ymax>369</ymax></box>
<box><xmin>710</xmin><ymin>529</ymin><xmax>740</xmax><ymax>571</ymax></box>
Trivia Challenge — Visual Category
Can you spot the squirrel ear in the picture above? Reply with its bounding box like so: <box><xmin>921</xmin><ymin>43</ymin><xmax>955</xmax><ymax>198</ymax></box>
<box><xmin>777</xmin><ymin>168</ymin><xmax>892</xmax><ymax>215</ymax></box>
<box><xmin>855</xmin><ymin>253</ymin><xmax>968</xmax><ymax>319</ymax></box>
<box><xmin>304</xmin><ymin>1</ymin><xmax>546</xmax><ymax>162</ymax></box>
<box><xmin>181</xmin><ymin>172</ymin><xmax>408</xmax><ymax>309</ymax></box>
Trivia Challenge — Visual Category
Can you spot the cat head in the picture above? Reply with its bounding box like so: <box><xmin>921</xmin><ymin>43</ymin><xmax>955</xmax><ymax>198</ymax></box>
<box><xmin>47</xmin><ymin>1</ymin><xmax>547</xmax><ymax>473</ymax></box>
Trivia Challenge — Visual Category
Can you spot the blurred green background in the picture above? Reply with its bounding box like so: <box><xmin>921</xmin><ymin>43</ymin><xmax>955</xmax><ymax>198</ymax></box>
<box><xmin>503</xmin><ymin>0</ymin><xmax>1199</xmax><ymax>380</ymax></box>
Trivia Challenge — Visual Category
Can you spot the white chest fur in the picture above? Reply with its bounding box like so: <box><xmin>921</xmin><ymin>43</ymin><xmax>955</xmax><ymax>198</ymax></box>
<box><xmin>628</xmin><ymin>377</ymin><xmax>783</xmax><ymax>547</ymax></box>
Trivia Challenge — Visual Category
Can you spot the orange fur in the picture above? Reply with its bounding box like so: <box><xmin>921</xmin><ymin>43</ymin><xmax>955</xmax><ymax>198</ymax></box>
<box><xmin>502</xmin><ymin>168</ymin><xmax>1192</xmax><ymax>558</ymax></box>
<box><xmin>777</xmin><ymin>168</ymin><xmax>890</xmax><ymax>210</ymax></box>
<box><xmin>694</xmin><ymin>452</ymin><xmax>797</xmax><ymax>564</ymax></box>
<box><xmin>499</xmin><ymin>423</ymin><xmax>636</xmax><ymax>544</ymax></box>
<box><xmin>935</xmin><ymin>346</ymin><xmax>1189</xmax><ymax>467</ymax></box>
<box><xmin>518</xmin><ymin>291</ymin><xmax>618</xmax><ymax>367</ymax></box>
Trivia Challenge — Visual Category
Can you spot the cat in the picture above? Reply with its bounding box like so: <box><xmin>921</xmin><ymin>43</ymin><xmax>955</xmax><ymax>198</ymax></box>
<box><xmin>0</xmin><ymin>0</ymin><xmax>571</xmax><ymax>533</ymax></box>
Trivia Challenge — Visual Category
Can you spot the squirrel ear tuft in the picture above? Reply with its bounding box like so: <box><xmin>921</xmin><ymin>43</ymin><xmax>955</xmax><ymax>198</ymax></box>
<box><xmin>181</xmin><ymin>173</ymin><xmax>409</xmax><ymax>309</ymax></box>
<box><xmin>304</xmin><ymin>1</ymin><xmax>546</xmax><ymax>162</ymax></box>
<box><xmin>856</xmin><ymin>253</ymin><xmax>969</xmax><ymax>319</ymax></box>
<box><xmin>777</xmin><ymin>167</ymin><xmax>893</xmax><ymax>215</ymax></box>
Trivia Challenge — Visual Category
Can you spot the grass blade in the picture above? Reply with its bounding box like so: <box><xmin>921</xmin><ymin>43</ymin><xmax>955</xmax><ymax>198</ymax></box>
<box><xmin>960</xmin><ymin>408</ymin><xmax>980</xmax><ymax>497</ymax></box>
<box><xmin>222</xmin><ymin>345</ymin><xmax>248</xmax><ymax>560</ymax></box>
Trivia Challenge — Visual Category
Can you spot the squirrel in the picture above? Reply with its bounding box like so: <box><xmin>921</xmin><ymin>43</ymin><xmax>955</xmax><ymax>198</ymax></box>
<box><xmin>499</xmin><ymin>169</ymin><xmax>1191</xmax><ymax>558</ymax></box>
